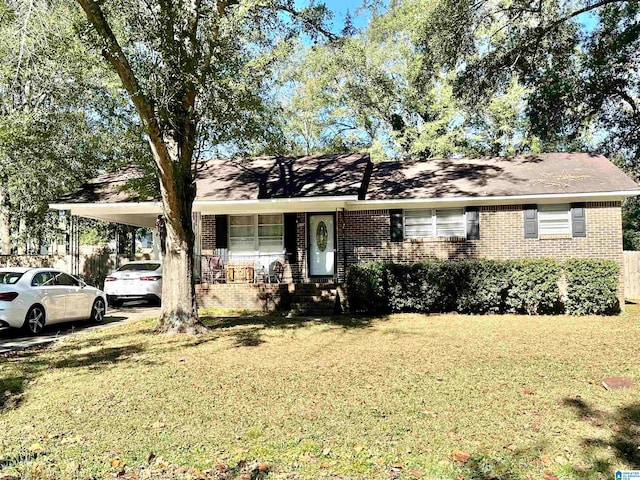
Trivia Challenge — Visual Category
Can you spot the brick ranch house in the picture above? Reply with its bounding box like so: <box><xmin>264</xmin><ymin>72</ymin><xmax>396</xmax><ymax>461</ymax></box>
<box><xmin>51</xmin><ymin>152</ymin><xmax>640</xmax><ymax>313</ymax></box>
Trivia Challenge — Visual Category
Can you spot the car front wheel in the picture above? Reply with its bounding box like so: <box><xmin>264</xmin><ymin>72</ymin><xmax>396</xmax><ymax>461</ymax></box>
<box><xmin>23</xmin><ymin>305</ymin><xmax>46</xmax><ymax>335</ymax></box>
<box><xmin>90</xmin><ymin>298</ymin><xmax>106</xmax><ymax>324</ymax></box>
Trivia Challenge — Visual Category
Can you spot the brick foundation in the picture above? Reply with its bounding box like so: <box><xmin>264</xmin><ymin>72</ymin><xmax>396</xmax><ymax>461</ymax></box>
<box><xmin>196</xmin><ymin>282</ymin><xmax>339</xmax><ymax>314</ymax></box>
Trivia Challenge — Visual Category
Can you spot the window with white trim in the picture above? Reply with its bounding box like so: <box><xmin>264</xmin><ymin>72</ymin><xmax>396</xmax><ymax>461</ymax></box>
<box><xmin>538</xmin><ymin>204</ymin><xmax>571</xmax><ymax>235</ymax></box>
<box><xmin>229</xmin><ymin>214</ymin><xmax>284</xmax><ymax>253</ymax></box>
<box><xmin>404</xmin><ymin>209</ymin><xmax>466</xmax><ymax>238</ymax></box>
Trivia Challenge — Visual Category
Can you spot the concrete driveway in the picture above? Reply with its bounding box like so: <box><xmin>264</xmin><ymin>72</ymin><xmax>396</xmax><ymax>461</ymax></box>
<box><xmin>0</xmin><ymin>303</ymin><xmax>160</xmax><ymax>354</ymax></box>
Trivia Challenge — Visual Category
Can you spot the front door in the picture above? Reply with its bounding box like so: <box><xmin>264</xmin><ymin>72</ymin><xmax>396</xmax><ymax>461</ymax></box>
<box><xmin>309</xmin><ymin>214</ymin><xmax>335</xmax><ymax>277</ymax></box>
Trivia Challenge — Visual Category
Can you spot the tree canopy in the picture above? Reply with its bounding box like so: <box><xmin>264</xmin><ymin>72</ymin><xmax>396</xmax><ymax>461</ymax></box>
<box><xmin>0</xmin><ymin>0</ymin><xmax>148</xmax><ymax>254</ymax></box>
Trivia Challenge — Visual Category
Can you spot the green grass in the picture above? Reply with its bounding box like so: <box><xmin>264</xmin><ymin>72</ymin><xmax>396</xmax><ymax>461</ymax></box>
<box><xmin>1</xmin><ymin>306</ymin><xmax>639</xmax><ymax>479</ymax></box>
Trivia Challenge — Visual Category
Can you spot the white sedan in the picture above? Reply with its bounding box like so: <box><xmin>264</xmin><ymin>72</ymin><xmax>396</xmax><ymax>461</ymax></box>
<box><xmin>103</xmin><ymin>261</ymin><xmax>162</xmax><ymax>307</ymax></box>
<box><xmin>0</xmin><ymin>268</ymin><xmax>107</xmax><ymax>335</ymax></box>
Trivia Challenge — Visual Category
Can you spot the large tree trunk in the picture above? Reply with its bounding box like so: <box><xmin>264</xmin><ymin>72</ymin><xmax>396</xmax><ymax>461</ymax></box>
<box><xmin>154</xmin><ymin>149</ymin><xmax>205</xmax><ymax>335</ymax></box>
<box><xmin>0</xmin><ymin>184</ymin><xmax>10</xmax><ymax>255</ymax></box>
<box><xmin>74</xmin><ymin>0</ymin><xmax>206</xmax><ymax>334</ymax></box>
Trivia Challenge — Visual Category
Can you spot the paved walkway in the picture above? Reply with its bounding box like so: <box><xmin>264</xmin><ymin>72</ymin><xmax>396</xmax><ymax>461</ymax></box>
<box><xmin>0</xmin><ymin>304</ymin><xmax>161</xmax><ymax>354</ymax></box>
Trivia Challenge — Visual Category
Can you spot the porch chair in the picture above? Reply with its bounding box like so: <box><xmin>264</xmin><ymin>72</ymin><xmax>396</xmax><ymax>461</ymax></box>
<box><xmin>253</xmin><ymin>260</ymin><xmax>269</xmax><ymax>284</ymax></box>
<box><xmin>268</xmin><ymin>260</ymin><xmax>284</xmax><ymax>283</ymax></box>
<box><xmin>206</xmin><ymin>256</ymin><xmax>226</xmax><ymax>283</ymax></box>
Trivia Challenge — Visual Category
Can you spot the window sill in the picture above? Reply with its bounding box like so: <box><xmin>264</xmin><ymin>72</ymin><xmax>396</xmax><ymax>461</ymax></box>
<box><xmin>538</xmin><ymin>234</ymin><xmax>573</xmax><ymax>240</ymax></box>
<box><xmin>405</xmin><ymin>236</ymin><xmax>467</xmax><ymax>243</ymax></box>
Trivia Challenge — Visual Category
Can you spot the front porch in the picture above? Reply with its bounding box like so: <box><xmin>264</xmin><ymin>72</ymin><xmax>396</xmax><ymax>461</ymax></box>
<box><xmin>196</xmin><ymin>282</ymin><xmax>343</xmax><ymax>315</ymax></box>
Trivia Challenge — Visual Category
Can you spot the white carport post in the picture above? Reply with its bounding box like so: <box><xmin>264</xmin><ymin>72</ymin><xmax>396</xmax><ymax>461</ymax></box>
<box><xmin>152</xmin><ymin>230</ymin><xmax>161</xmax><ymax>260</ymax></box>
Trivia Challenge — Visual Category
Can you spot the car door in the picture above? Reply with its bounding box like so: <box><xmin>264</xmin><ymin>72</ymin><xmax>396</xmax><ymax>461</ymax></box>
<box><xmin>54</xmin><ymin>272</ymin><xmax>89</xmax><ymax>320</ymax></box>
<box><xmin>31</xmin><ymin>271</ymin><xmax>66</xmax><ymax>323</ymax></box>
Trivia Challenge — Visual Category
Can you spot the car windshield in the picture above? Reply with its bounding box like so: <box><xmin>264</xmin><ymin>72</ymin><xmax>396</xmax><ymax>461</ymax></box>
<box><xmin>118</xmin><ymin>263</ymin><xmax>160</xmax><ymax>272</ymax></box>
<box><xmin>0</xmin><ymin>271</ymin><xmax>24</xmax><ymax>285</ymax></box>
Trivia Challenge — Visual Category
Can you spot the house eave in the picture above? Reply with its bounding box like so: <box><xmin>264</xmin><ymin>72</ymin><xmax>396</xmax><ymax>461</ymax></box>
<box><xmin>49</xmin><ymin>190</ymin><xmax>640</xmax><ymax>225</ymax></box>
<box><xmin>347</xmin><ymin>190</ymin><xmax>640</xmax><ymax>210</ymax></box>
<box><xmin>49</xmin><ymin>196</ymin><xmax>360</xmax><ymax>226</ymax></box>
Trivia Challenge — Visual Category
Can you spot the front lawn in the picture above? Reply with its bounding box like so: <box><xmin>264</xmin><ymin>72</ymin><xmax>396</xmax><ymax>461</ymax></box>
<box><xmin>1</xmin><ymin>307</ymin><xmax>639</xmax><ymax>479</ymax></box>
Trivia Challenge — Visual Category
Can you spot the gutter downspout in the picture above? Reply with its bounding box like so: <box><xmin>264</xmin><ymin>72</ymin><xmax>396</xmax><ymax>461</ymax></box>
<box><xmin>342</xmin><ymin>207</ymin><xmax>347</xmax><ymax>283</ymax></box>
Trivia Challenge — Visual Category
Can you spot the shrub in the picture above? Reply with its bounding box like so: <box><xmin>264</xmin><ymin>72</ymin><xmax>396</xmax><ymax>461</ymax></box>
<box><xmin>385</xmin><ymin>262</ymin><xmax>458</xmax><ymax>313</ymax></box>
<box><xmin>505</xmin><ymin>259</ymin><xmax>563</xmax><ymax>314</ymax></box>
<box><xmin>456</xmin><ymin>260</ymin><xmax>509</xmax><ymax>314</ymax></box>
<box><xmin>344</xmin><ymin>258</ymin><xmax>618</xmax><ymax>316</ymax></box>
<box><xmin>564</xmin><ymin>259</ymin><xmax>620</xmax><ymax>315</ymax></box>
<box><xmin>345</xmin><ymin>263</ymin><xmax>387</xmax><ymax>313</ymax></box>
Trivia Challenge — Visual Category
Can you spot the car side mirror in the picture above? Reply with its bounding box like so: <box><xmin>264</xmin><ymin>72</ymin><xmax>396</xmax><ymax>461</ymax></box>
<box><xmin>79</xmin><ymin>280</ymin><xmax>87</xmax><ymax>289</ymax></box>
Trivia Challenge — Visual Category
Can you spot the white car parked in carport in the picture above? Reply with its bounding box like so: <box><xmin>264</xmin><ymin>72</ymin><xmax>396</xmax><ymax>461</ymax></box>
<box><xmin>103</xmin><ymin>261</ymin><xmax>162</xmax><ymax>307</ymax></box>
<box><xmin>0</xmin><ymin>268</ymin><xmax>107</xmax><ymax>335</ymax></box>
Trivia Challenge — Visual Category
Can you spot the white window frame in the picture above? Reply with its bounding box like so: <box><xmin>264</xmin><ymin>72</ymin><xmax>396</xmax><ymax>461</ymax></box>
<box><xmin>228</xmin><ymin>214</ymin><xmax>284</xmax><ymax>254</ymax></box>
<box><xmin>404</xmin><ymin>208</ymin><xmax>466</xmax><ymax>239</ymax></box>
<box><xmin>537</xmin><ymin>204</ymin><xmax>572</xmax><ymax>236</ymax></box>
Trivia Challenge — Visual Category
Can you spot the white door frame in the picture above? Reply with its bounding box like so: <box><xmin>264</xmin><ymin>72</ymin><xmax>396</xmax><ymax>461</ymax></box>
<box><xmin>307</xmin><ymin>212</ymin><xmax>336</xmax><ymax>278</ymax></box>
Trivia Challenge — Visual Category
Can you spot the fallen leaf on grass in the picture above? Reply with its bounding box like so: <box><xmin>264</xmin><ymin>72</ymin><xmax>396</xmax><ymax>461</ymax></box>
<box><xmin>353</xmin><ymin>443</ymin><xmax>364</xmax><ymax>453</ymax></box>
<box><xmin>522</xmin><ymin>389</ymin><xmax>535</xmax><ymax>395</ymax></box>
<box><xmin>151</xmin><ymin>422</ymin><xmax>166</xmax><ymax>429</ymax></box>
<box><xmin>555</xmin><ymin>455</ymin><xmax>568</xmax><ymax>465</ymax></box>
<box><xmin>29</xmin><ymin>443</ymin><xmax>44</xmax><ymax>453</ymax></box>
<box><xmin>31</xmin><ymin>463</ymin><xmax>44</xmax><ymax>475</ymax></box>
<box><xmin>452</xmin><ymin>450</ymin><xmax>471</xmax><ymax>462</ymax></box>
<box><xmin>410</xmin><ymin>469</ymin><xmax>425</xmax><ymax>478</ymax></box>
<box><xmin>146</xmin><ymin>452</ymin><xmax>156</xmax><ymax>464</ymax></box>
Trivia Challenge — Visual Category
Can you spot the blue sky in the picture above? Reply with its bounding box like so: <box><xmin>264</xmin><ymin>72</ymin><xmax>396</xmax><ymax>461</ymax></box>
<box><xmin>295</xmin><ymin>0</ymin><xmax>375</xmax><ymax>33</ymax></box>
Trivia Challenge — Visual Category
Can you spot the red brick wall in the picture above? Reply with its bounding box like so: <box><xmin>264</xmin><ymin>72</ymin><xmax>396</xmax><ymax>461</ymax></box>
<box><xmin>341</xmin><ymin>202</ymin><xmax>624</xmax><ymax>301</ymax></box>
<box><xmin>202</xmin><ymin>215</ymin><xmax>216</xmax><ymax>252</ymax></box>
<box><xmin>199</xmin><ymin>203</ymin><xmax>624</xmax><ymax>309</ymax></box>
<box><xmin>203</xmin><ymin>202</ymin><xmax>623</xmax><ymax>282</ymax></box>
<box><xmin>341</xmin><ymin>202</ymin><xmax>622</xmax><ymax>265</ymax></box>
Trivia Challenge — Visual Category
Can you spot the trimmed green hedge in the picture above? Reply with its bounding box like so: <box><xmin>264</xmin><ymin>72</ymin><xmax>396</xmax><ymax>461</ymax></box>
<box><xmin>505</xmin><ymin>259</ymin><xmax>562</xmax><ymax>315</ymax></box>
<box><xmin>346</xmin><ymin>258</ymin><xmax>620</xmax><ymax>316</ymax></box>
<box><xmin>564</xmin><ymin>259</ymin><xmax>620</xmax><ymax>315</ymax></box>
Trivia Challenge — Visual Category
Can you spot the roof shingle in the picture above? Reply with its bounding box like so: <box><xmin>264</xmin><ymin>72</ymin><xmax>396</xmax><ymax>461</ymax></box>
<box><xmin>55</xmin><ymin>152</ymin><xmax>639</xmax><ymax>205</ymax></box>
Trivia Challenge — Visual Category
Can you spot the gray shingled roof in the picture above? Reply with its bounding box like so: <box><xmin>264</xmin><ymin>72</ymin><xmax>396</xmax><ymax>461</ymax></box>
<box><xmin>55</xmin><ymin>152</ymin><xmax>639</xmax><ymax>205</ymax></box>
<box><xmin>366</xmin><ymin>152</ymin><xmax>640</xmax><ymax>200</ymax></box>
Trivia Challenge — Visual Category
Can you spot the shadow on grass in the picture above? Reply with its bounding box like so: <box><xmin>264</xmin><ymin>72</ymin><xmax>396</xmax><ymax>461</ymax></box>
<box><xmin>0</xmin><ymin>312</ymin><xmax>385</xmax><ymax>413</ymax></box>
<box><xmin>201</xmin><ymin>313</ymin><xmax>380</xmax><ymax>331</ymax></box>
<box><xmin>564</xmin><ymin>397</ymin><xmax>640</xmax><ymax>474</ymax></box>
<box><xmin>53</xmin><ymin>344</ymin><xmax>147</xmax><ymax>369</ymax></box>
<box><xmin>230</xmin><ymin>327</ymin><xmax>265</xmax><ymax>347</ymax></box>
<box><xmin>450</xmin><ymin>398</ymin><xmax>640</xmax><ymax>480</ymax></box>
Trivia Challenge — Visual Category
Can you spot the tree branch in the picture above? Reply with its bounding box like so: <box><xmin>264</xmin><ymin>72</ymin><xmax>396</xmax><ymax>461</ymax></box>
<box><xmin>276</xmin><ymin>4</ymin><xmax>338</xmax><ymax>42</ymax></box>
<box><xmin>540</xmin><ymin>0</ymin><xmax>631</xmax><ymax>37</ymax></box>
<box><xmin>75</xmin><ymin>0</ymin><xmax>175</xmax><ymax>189</ymax></box>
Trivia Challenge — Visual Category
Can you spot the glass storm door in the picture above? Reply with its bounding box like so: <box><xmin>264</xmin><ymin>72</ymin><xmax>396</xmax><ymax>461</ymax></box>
<box><xmin>309</xmin><ymin>214</ymin><xmax>335</xmax><ymax>277</ymax></box>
